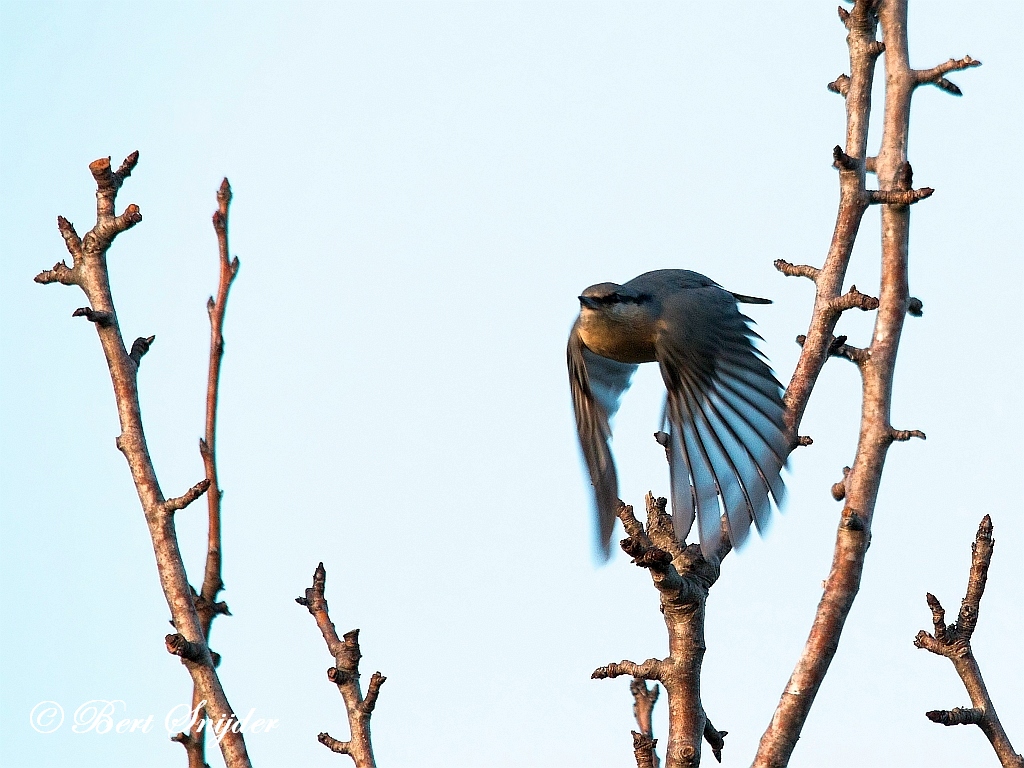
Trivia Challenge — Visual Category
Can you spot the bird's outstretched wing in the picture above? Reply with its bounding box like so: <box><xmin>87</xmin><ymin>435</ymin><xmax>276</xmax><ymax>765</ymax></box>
<box><xmin>568</xmin><ymin>321</ymin><xmax>639</xmax><ymax>558</ymax></box>
<box><xmin>655</xmin><ymin>285</ymin><xmax>788</xmax><ymax>559</ymax></box>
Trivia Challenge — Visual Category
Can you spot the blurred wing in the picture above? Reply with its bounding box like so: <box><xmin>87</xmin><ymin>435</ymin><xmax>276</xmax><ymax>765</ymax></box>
<box><xmin>568</xmin><ymin>321</ymin><xmax>639</xmax><ymax>558</ymax></box>
<box><xmin>655</xmin><ymin>286</ymin><xmax>789</xmax><ymax>559</ymax></box>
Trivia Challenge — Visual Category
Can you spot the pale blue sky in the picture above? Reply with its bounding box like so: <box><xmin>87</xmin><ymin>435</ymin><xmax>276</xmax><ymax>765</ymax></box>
<box><xmin>1</xmin><ymin>2</ymin><xmax>1021</xmax><ymax>767</ymax></box>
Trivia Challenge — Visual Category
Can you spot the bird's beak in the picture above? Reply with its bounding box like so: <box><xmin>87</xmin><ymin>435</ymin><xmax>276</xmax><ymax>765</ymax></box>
<box><xmin>578</xmin><ymin>295</ymin><xmax>600</xmax><ymax>310</ymax></box>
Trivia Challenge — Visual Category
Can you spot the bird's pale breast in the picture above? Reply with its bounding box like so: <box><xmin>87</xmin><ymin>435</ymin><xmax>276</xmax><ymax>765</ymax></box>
<box><xmin>577</xmin><ymin>306</ymin><xmax>658</xmax><ymax>364</ymax></box>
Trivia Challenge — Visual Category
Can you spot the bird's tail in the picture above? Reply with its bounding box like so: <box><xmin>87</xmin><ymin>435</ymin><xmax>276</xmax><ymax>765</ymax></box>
<box><xmin>731</xmin><ymin>292</ymin><xmax>773</xmax><ymax>305</ymax></box>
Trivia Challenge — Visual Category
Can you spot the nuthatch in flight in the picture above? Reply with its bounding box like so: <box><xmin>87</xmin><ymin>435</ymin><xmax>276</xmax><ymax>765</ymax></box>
<box><xmin>568</xmin><ymin>269</ymin><xmax>788</xmax><ymax>560</ymax></box>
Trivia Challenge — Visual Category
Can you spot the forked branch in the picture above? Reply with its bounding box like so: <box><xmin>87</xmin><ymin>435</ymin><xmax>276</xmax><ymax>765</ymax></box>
<box><xmin>592</xmin><ymin>496</ymin><xmax>723</xmax><ymax>768</ymax></box>
<box><xmin>297</xmin><ymin>563</ymin><xmax>385</xmax><ymax>767</ymax></box>
<box><xmin>914</xmin><ymin>54</ymin><xmax>981</xmax><ymax>95</ymax></box>
<box><xmin>36</xmin><ymin>154</ymin><xmax>250</xmax><ymax>768</ymax></box>
<box><xmin>779</xmin><ymin>0</ymin><xmax>879</xmax><ymax>436</ymax></box>
<box><xmin>914</xmin><ymin>517</ymin><xmax>1024</xmax><ymax>768</ymax></box>
<box><xmin>754</xmin><ymin>2</ymin><xmax>980</xmax><ymax>765</ymax></box>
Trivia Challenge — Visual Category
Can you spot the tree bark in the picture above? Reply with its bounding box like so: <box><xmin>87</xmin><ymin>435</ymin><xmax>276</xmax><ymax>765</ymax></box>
<box><xmin>754</xmin><ymin>3</ymin><xmax>980</xmax><ymax>765</ymax></box>
<box><xmin>36</xmin><ymin>154</ymin><xmax>251</xmax><ymax>768</ymax></box>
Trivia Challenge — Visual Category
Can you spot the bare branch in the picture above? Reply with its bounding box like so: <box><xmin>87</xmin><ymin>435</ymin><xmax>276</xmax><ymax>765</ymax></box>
<box><xmin>798</xmin><ymin>333</ymin><xmax>870</xmax><ymax>366</ymax></box>
<box><xmin>34</xmin><ymin>260</ymin><xmax>78</xmax><ymax>286</ymax></box>
<box><xmin>181</xmin><ymin>178</ymin><xmax>243</xmax><ymax>765</ymax></box>
<box><xmin>755</xmin><ymin>4</ymin><xmax>970</xmax><ymax>760</ymax></box>
<box><xmin>832</xmin><ymin>145</ymin><xmax>859</xmax><ymax>171</ymax></box>
<box><xmin>165</xmin><ymin>479</ymin><xmax>212</xmax><ymax>513</ymax></box>
<box><xmin>318</xmin><ymin>733</ymin><xmax>353</xmax><ymax>755</ymax></box>
<box><xmin>915</xmin><ymin>55</ymin><xmax>982</xmax><ymax>95</ymax></box>
<box><xmin>36</xmin><ymin>154</ymin><xmax>251</xmax><ymax>767</ymax></box>
<box><xmin>835</xmin><ymin>342</ymin><xmax>868</xmax><ymax>366</ymax></box>
<box><xmin>927</xmin><ymin>707</ymin><xmax>984</xmax><ymax>726</ymax></box>
<box><xmin>832</xmin><ymin>339</ymin><xmax>870</xmax><ymax>365</ymax></box>
<box><xmin>890</xmin><ymin>428</ymin><xmax>926</xmax><ymax>442</ymax></box>
<box><xmin>781</xmin><ymin>0</ymin><xmax>879</xmax><ymax>440</ymax></box>
<box><xmin>90</xmin><ymin>150</ymin><xmax>140</xmax><ymax>189</ymax></box>
<box><xmin>112</xmin><ymin>202</ymin><xmax>144</xmax><ymax>233</ymax></box>
<box><xmin>596</xmin><ymin>493</ymin><xmax>721</xmax><ymax>767</ymax></box>
<box><xmin>868</xmin><ymin>187</ymin><xmax>934</xmax><ymax>205</ymax></box>
<box><xmin>592</xmin><ymin>659</ymin><xmax>663</xmax><ymax>681</ymax></box>
<box><xmin>56</xmin><ymin>215</ymin><xmax>84</xmax><ymax>263</ymax></box>
<box><xmin>829</xmin><ymin>284</ymin><xmax>879</xmax><ymax>312</ymax></box>
<box><xmin>915</xmin><ymin>517</ymin><xmax>1023</xmax><ymax>768</ymax></box>
<box><xmin>960</xmin><ymin>517</ymin><xmax>993</xmax><ymax>635</ymax></box>
<box><xmin>925</xmin><ymin>591</ymin><xmax>947</xmax><ymax>642</ymax></box>
<box><xmin>297</xmin><ymin>563</ymin><xmax>382</xmax><ymax>767</ymax></box>
<box><xmin>361</xmin><ymin>672</ymin><xmax>387</xmax><ymax>714</ymax></box>
<box><xmin>774</xmin><ymin>259</ymin><xmax>820</xmax><ymax>282</ymax></box>
<box><xmin>828</xmin><ymin>74</ymin><xmax>850</xmax><ymax>97</ymax></box>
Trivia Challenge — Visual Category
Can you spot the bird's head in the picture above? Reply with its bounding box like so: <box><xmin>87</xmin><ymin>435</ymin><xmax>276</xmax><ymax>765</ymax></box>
<box><xmin>578</xmin><ymin>283</ymin><xmax>650</xmax><ymax>313</ymax></box>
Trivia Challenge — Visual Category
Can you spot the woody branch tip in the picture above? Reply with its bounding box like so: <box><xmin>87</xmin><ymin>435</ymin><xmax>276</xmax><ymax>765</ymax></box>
<box><xmin>71</xmin><ymin>307</ymin><xmax>113</xmax><ymax>326</ymax></box>
<box><xmin>704</xmin><ymin>719</ymin><xmax>728</xmax><ymax>763</ymax></box>
<box><xmin>868</xmin><ymin>187</ymin><xmax>934</xmax><ymax>206</ymax></box>
<box><xmin>831</xmin><ymin>466</ymin><xmax>852</xmax><ymax>501</ymax></box>
<box><xmin>821</xmin><ymin>334</ymin><xmax>870</xmax><ymax>365</ymax></box>
<box><xmin>828</xmin><ymin>74</ymin><xmax>851</xmax><ymax>97</ymax></box>
<box><xmin>915</xmin><ymin>55</ymin><xmax>982</xmax><ymax>95</ymax></box>
<box><xmin>830</xmin><ymin>284</ymin><xmax>879</xmax><ymax>312</ymax></box>
<box><xmin>914</xmin><ymin>516</ymin><xmax>1023</xmax><ymax>768</ymax></box>
<box><xmin>592</xmin><ymin>659</ymin><xmax>662</xmax><ymax>681</ymax></box>
<box><xmin>129</xmin><ymin>335</ymin><xmax>156</xmax><ymax>365</ymax></box>
<box><xmin>318</xmin><ymin>733</ymin><xmax>352</xmax><ymax>755</ymax></box>
<box><xmin>832</xmin><ymin>145</ymin><xmax>859</xmax><ymax>171</ymax></box>
<box><xmin>89</xmin><ymin>151</ymin><xmax>140</xmax><ymax>190</ymax></box>
<box><xmin>298</xmin><ymin>562</ymin><xmax>383</xmax><ymax>767</ymax></box>
<box><xmin>890</xmin><ymin>428</ymin><xmax>926</xmax><ymax>442</ymax></box>
<box><xmin>631</xmin><ymin>731</ymin><xmax>658</xmax><ymax>768</ymax></box>
<box><xmin>775</xmin><ymin>259</ymin><xmax>820</xmax><ymax>282</ymax></box>
<box><xmin>165</xmin><ymin>633</ymin><xmax>209</xmax><ymax>665</ymax></box>
<box><xmin>165</xmin><ymin>479</ymin><xmax>212</xmax><ymax>513</ymax></box>
<box><xmin>927</xmin><ymin>707</ymin><xmax>983</xmax><ymax>726</ymax></box>
<box><xmin>361</xmin><ymin>673</ymin><xmax>386</xmax><ymax>714</ymax></box>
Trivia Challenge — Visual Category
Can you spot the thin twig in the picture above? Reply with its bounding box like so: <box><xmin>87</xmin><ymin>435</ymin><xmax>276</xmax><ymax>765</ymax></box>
<box><xmin>175</xmin><ymin>179</ymin><xmax>242</xmax><ymax>768</ymax></box>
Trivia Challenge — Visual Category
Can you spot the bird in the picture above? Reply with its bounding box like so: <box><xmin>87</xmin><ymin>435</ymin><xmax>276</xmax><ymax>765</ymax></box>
<box><xmin>567</xmin><ymin>269</ymin><xmax>789</xmax><ymax>561</ymax></box>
